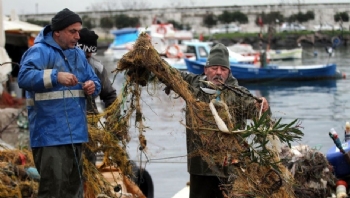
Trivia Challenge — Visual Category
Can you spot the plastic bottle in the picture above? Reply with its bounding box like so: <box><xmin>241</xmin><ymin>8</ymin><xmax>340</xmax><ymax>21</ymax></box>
<box><xmin>329</xmin><ymin>128</ymin><xmax>345</xmax><ymax>154</ymax></box>
<box><xmin>336</xmin><ymin>180</ymin><xmax>347</xmax><ymax>198</ymax></box>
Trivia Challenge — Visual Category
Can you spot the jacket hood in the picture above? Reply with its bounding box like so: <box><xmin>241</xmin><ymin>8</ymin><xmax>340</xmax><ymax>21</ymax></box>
<box><xmin>34</xmin><ymin>25</ymin><xmax>62</xmax><ymax>50</ymax></box>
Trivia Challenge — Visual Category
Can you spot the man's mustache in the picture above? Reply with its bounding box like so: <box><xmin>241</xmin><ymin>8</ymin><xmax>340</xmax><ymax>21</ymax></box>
<box><xmin>213</xmin><ymin>76</ymin><xmax>224</xmax><ymax>81</ymax></box>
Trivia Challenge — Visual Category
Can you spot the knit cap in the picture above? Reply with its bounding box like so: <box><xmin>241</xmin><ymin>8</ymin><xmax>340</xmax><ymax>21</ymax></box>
<box><xmin>51</xmin><ymin>8</ymin><xmax>82</xmax><ymax>31</ymax></box>
<box><xmin>205</xmin><ymin>43</ymin><xmax>230</xmax><ymax>69</ymax></box>
<box><xmin>77</xmin><ymin>28</ymin><xmax>98</xmax><ymax>53</ymax></box>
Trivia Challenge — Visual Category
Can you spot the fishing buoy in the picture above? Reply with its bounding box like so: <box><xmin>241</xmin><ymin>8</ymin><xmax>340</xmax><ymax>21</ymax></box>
<box><xmin>336</xmin><ymin>180</ymin><xmax>347</xmax><ymax>198</ymax></box>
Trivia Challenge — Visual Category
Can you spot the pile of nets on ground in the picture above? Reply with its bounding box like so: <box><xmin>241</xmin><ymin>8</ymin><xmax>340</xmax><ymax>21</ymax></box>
<box><xmin>0</xmin><ymin>148</ymin><xmax>39</xmax><ymax>198</ymax></box>
<box><xmin>279</xmin><ymin>145</ymin><xmax>337</xmax><ymax>198</ymax></box>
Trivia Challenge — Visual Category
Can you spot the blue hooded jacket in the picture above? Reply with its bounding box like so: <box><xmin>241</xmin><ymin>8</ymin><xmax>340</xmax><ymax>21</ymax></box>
<box><xmin>18</xmin><ymin>25</ymin><xmax>101</xmax><ymax>147</ymax></box>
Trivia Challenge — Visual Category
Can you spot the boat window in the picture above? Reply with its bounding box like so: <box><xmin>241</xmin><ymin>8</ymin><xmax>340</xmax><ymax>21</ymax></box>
<box><xmin>186</xmin><ymin>46</ymin><xmax>196</xmax><ymax>53</ymax></box>
<box><xmin>198</xmin><ymin>47</ymin><xmax>208</xmax><ymax>58</ymax></box>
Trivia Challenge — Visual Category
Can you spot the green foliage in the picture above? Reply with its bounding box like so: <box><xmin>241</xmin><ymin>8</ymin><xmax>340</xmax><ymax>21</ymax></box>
<box><xmin>202</xmin><ymin>12</ymin><xmax>217</xmax><ymax>29</ymax></box>
<box><xmin>232</xmin><ymin>11</ymin><xmax>249</xmax><ymax>24</ymax></box>
<box><xmin>241</xmin><ymin>112</ymin><xmax>304</xmax><ymax>170</ymax></box>
<box><xmin>167</xmin><ymin>20</ymin><xmax>190</xmax><ymax>30</ymax></box>
<box><xmin>255</xmin><ymin>12</ymin><xmax>284</xmax><ymax>26</ymax></box>
<box><xmin>114</xmin><ymin>14</ymin><xmax>139</xmax><ymax>29</ymax></box>
<box><xmin>305</xmin><ymin>11</ymin><xmax>315</xmax><ymax>20</ymax></box>
<box><xmin>218</xmin><ymin>10</ymin><xmax>249</xmax><ymax>24</ymax></box>
<box><xmin>26</xmin><ymin>19</ymin><xmax>49</xmax><ymax>27</ymax></box>
<box><xmin>218</xmin><ymin>10</ymin><xmax>232</xmax><ymax>24</ymax></box>
<box><xmin>334</xmin><ymin>12</ymin><xmax>349</xmax><ymax>22</ymax></box>
<box><xmin>100</xmin><ymin>17</ymin><xmax>114</xmax><ymax>29</ymax></box>
<box><xmin>82</xmin><ymin>15</ymin><xmax>95</xmax><ymax>29</ymax></box>
<box><xmin>288</xmin><ymin>10</ymin><xmax>315</xmax><ymax>23</ymax></box>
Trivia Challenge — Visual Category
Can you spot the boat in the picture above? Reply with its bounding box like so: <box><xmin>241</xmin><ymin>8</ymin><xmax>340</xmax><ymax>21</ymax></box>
<box><xmin>268</xmin><ymin>48</ymin><xmax>303</xmax><ymax>60</ymax></box>
<box><xmin>103</xmin><ymin>24</ymin><xmax>194</xmax><ymax>70</ymax></box>
<box><xmin>183</xmin><ymin>42</ymin><xmax>345</xmax><ymax>82</ymax></box>
<box><xmin>185</xmin><ymin>58</ymin><xmax>343</xmax><ymax>82</ymax></box>
<box><xmin>228</xmin><ymin>43</ymin><xmax>303</xmax><ymax>61</ymax></box>
<box><xmin>183</xmin><ymin>41</ymin><xmax>255</xmax><ymax>65</ymax></box>
<box><xmin>103</xmin><ymin>27</ymin><xmax>139</xmax><ymax>61</ymax></box>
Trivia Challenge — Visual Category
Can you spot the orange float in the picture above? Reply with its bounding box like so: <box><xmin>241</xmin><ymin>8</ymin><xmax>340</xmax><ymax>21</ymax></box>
<box><xmin>253</xmin><ymin>53</ymin><xmax>260</xmax><ymax>65</ymax></box>
<box><xmin>166</xmin><ymin>44</ymin><xmax>183</xmax><ymax>59</ymax></box>
<box><xmin>156</xmin><ymin>25</ymin><xmax>167</xmax><ymax>34</ymax></box>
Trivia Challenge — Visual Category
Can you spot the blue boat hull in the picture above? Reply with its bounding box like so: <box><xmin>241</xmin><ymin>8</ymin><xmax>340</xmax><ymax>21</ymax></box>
<box><xmin>184</xmin><ymin>59</ymin><xmax>342</xmax><ymax>82</ymax></box>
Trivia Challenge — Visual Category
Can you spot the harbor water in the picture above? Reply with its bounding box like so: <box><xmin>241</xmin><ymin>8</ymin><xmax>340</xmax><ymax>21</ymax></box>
<box><xmin>98</xmin><ymin>46</ymin><xmax>350</xmax><ymax>197</ymax></box>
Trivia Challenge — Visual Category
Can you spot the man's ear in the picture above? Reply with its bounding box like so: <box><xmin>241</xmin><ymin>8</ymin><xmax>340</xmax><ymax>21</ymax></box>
<box><xmin>53</xmin><ymin>30</ymin><xmax>60</xmax><ymax>37</ymax></box>
<box><xmin>203</xmin><ymin>67</ymin><xmax>208</xmax><ymax>75</ymax></box>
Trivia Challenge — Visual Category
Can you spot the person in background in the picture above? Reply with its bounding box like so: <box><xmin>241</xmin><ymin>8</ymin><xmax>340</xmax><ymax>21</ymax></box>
<box><xmin>77</xmin><ymin>27</ymin><xmax>117</xmax><ymax>114</ymax></box>
<box><xmin>18</xmin><ymin>8</ymin><xmax>101</xmax><ymax>198</ymax></box>
<box><xmin>77</xmin><ymin>28</ymin><xmax>117</xmax><ymax>164</ymax></box>
<box><xmin>345</xmin><ymin>122</ymin><xmax>350</xmax><ymax>142</ymax></box>
<box><xmin>178</xmin><ymin>43</ymin><xmax>270</xmax><ymax>198</ymax></box>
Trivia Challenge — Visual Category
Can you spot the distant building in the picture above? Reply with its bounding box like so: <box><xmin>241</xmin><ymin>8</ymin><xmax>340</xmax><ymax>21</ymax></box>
<box><xmin>19</xmin><ymin>2</ymin><xmax>350</xmax><ymax>36</ymax></box>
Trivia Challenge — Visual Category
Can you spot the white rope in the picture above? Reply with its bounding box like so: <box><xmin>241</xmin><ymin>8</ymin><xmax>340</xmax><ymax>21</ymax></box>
<box><xmin>209</xmin><ymin>100</ymin><xmax>229</xmax><ymax>133</ymax></box>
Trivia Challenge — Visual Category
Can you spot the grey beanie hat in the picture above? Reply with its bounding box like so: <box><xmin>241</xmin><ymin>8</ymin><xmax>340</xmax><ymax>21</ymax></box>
<box><xmin>205</xmin><ymin>43</ymin><xmax>230</xmax><ymax>69</ymax></box>
<box><xmin>51</xmin><ymin>8</ymin><xmax>82</xmax><ymax>31</ymax></box>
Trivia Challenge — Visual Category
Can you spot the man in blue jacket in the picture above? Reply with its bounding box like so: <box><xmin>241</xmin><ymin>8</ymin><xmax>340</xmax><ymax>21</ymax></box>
<box><xmin>18</xmin><ymin>8</ymin><xmax>101</xmax><ymax>198</ymax></box>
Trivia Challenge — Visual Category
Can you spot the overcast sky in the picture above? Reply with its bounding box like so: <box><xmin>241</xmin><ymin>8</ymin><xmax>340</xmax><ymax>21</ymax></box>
<box><xmin>2</xmin><ymin>0</ymin><xmax>349</xmax><ymax>15</ymax></box>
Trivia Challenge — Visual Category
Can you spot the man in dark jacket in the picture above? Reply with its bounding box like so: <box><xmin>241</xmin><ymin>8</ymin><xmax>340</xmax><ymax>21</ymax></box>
<box><xmin>77</xmin><ymin>28</ymin><xmax>117</xmax><ymax>165</ymax></box>
<box><xmin>18</xmin><ymin>8</ymin><xmax>101</xmax><ymax>198</ymax></box>
<box><xmin>77</xmin><ymin>28</ymin><xmax>117</xmax><ymax>114</ymax></box>
<box><xmin>180</xmin><ymin>43</ymin><xmax>269</xmax><ymax>198</ymax></box>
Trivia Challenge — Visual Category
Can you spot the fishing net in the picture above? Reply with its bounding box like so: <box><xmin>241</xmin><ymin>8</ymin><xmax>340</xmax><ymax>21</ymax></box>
<box><xmin>111</xmin><ymin>32</ymin><xmax>306</xmax><ymax>198</ymax></box>
<box><xmin>0</xmin><ymin>32</ymin><xmax>336</xmax><ymax>198</ymax></box>
<box><xmin>0</xmin><ymin>149</ymin><xmax>38</xmax><ymax>198</ymax></box>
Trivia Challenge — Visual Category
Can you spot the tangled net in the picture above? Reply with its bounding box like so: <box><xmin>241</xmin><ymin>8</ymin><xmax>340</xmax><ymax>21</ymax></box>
<box><xmin>0</xmin><ymin>148</ymin><xmax>38</xmax><ymax>198</ymax></box>
<box><xmin>111</xmin><ymin>32</ymin><xmax>306</xmax><ymax>198</ymax></box>
<box><xmin>0</xmin><ymin>33</ymin><xmax>336</xmax><ymax>198</ymax></box>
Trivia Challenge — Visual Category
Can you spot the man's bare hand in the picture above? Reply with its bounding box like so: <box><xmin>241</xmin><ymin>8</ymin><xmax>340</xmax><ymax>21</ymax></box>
<box><xmin>57</xmin><ymin>72</ymin><xmax>78</xmax><ymax>86</ymax></box>
<box><xmin>82</xmin><ymin>80</ymin><xmax>95</xmax><ymax>95</ymax></box>
<box><xmin>256</xmin><ymin>97</ymin><xmax>269</xmax><ymax>112</ymax></box>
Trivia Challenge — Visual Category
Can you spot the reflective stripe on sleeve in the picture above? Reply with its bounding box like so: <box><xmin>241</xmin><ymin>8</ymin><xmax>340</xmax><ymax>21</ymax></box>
<box><xmin>26</xmin><ymin>90</ymin><xmax>85</xmax><ymax>106</ymax></box>
<box><xmin>43</xmin><ymin>69</ymin><xmax>53</xmax><ymax>88</ymax></box>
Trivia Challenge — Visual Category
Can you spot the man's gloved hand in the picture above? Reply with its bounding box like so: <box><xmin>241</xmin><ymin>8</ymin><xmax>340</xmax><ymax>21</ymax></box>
<box><xmin>163</xmin><ymin>86</ymin><xmax>171</xmax><ymax>95</ymax></box>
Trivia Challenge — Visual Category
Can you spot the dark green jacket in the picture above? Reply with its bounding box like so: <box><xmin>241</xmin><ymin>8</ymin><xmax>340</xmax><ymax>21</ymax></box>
<box><xmin>181</xmin><ymin>72</ymin><xmax>259</xmax><ymax>177</ymax></box>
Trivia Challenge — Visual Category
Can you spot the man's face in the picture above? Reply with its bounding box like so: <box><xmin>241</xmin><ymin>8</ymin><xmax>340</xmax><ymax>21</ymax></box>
<box><xmin>54</xmin><ymin>22</ymin><xmax>82</xmax><ymax>50</ymax></box>
<box><xmin>85</xmin><ymin>52</ymin><xmax>92</xmax><ymax>59</ymax></box>
<box><xmin>204</xmin><ymin>65</ymin><xmax>230</xmax><ymax>86</ymax></box>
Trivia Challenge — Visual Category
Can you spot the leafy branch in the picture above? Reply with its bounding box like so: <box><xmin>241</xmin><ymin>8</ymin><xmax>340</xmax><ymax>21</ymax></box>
<box><xmin>240</xmin><ymin>112</ymin><xmax>304</xmax><ymax>170</ymax></box>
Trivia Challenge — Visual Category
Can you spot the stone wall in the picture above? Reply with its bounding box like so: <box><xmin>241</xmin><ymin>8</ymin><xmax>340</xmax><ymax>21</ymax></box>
<box><xmin>21</xmin><ymin>3</ymin><xmax>350</xmax><ymax>38</ymax></box>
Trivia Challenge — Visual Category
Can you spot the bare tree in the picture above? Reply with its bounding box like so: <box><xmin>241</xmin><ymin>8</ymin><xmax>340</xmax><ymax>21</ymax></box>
<box><xmin>88</xmin><ymin>1</ymin><xmax>119</xmax><ymax>12</ymax></box>
<box><xmin>120</xmin><ymin>0</ymin><xmax>153</xmax><ymax>10</ymax></box>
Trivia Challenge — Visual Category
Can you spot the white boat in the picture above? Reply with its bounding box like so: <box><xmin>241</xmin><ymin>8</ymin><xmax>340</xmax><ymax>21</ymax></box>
<box><xmin>104</xmin><ymin>23</ymin><xmax>196</xmax><ymax>70</ymax></box>
<box><xmin>267</xmin><ymin>48</ymin><xmax>303</xmax><ymax>60</ymax></box>
<box><xmin>228</xmin><ymin>43</ymin><xmax>303</xmax><ymax>61</ymax></box>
